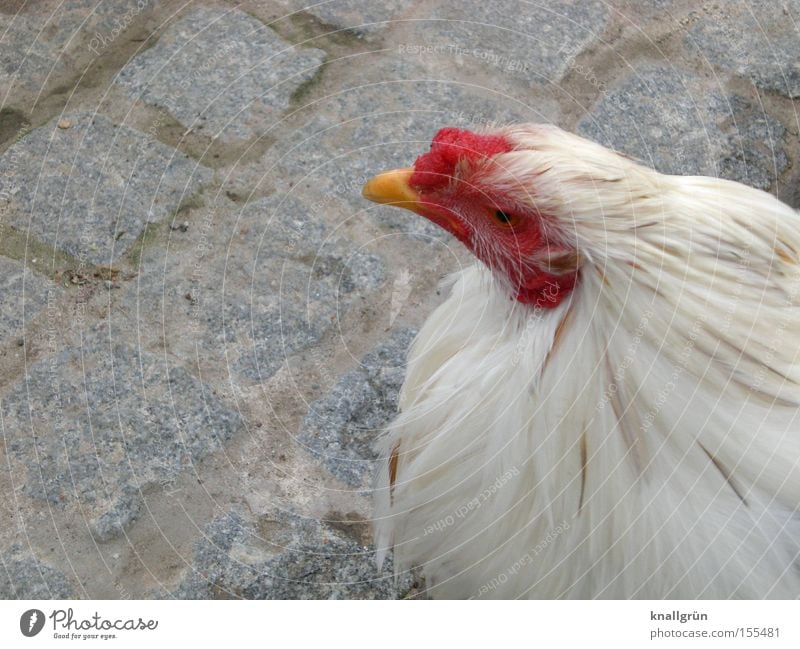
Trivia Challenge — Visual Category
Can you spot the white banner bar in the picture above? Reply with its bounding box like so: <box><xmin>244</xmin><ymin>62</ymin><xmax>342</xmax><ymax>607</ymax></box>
<box><xmin>1</xmin><ymin>600</ymin><xmax>798</xmax><ymax>648</ymax></box>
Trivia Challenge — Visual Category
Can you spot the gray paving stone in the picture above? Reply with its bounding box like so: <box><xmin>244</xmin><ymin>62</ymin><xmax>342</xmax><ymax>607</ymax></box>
<box><xmin>414</xmin><ymin>0</ymin><xmax>610</xmax><ymax>85</ymax></box>
<box><xmin>0</xmin><ymin>17</ymin><xmax>69</xmax><ymax>98</ymax></box>
<box><xmin>278</xmin><ymin>0</ymin><xmax>409</xmax><ymax>37</ymax></box>
<box><xmin>300</xmin><ymin>328</ymin><xmax>415</xmax><ymax>486</ymax></box>
<box><xmin>2</xmin><ymin>329</ymin><xmax>243</xmax><ymax>540</ymax></box>
<box><xmin>686</xmin><ymin>0</ymin><xmax>800</xmax><ymax>98</ymax></box>
<box><xmin>0</xmin><ymin>551</ymin><xmax>73</xmax><ymax>599</ymax></box>
<box><xmin>0</xmin><ymin>112</ymin><xmax>211</xmax><ymax>265</ymax></box>
<box><xmin>173</xmin><ymin>510</ymin><xmax>411</xmax><ymax>599</ymax></box>
<box><xmin>228</xmin><ymin>201</ymin><xmax>385</xmax><ymax>380</ymax></box>
<box><xmin>116</xmin><ymin>6</ymin><xmax>327</xmax><ymax>141</ymax></box>
<box><xmin>1</xmin><ymin>0</ymin><xmax>163</xmax><ymax>53</ymax></box>
<box><xmin>0</xmin><ymin>257</ymin><xmax>59</xmax><ymax>346</ymax></box>
<box><xmin>577</xmin><ymin>65</ymin><xmax>789</xmax><ymax>189</ymax></box>
<box><xmin>116</xmin><ymin>194</ymin><xmax>385</xmax><ymax>384</ymax></box>
<box><xmin>0</xmin><ymin>1</ymin><xmax>164</xmax><ymax>100</ymax></box>
<box><xmin>0</xmin><ymin>8</ymin><xmax>80</xmax><ymax>99</ymax></box>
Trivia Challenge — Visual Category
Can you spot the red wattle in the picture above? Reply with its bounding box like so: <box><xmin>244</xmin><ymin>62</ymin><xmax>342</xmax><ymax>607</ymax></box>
<box><xmin>514</xmin><ymin>270</ymin><xmax>578</xmax><ymax>307</ymax></box>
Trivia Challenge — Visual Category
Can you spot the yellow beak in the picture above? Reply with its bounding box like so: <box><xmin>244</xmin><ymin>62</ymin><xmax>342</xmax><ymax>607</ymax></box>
<box><xmin>361</xmin><ymin>167</ymin><xmax>424</xmax><ymax>214</ymax></box>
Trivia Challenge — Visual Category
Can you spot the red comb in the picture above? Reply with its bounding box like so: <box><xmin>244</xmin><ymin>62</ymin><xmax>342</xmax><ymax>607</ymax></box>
<box><xmin>410</xmin><ymin>127</ymin><xmax>512</xmax><ymax>190</ymax></box>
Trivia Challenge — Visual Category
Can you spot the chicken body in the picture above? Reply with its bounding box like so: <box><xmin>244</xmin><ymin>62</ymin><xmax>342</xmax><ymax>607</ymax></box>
<box><xmin>365</xmin><ymin>124</ymin><xmax>800</xmax><ymax>598</ymax></box>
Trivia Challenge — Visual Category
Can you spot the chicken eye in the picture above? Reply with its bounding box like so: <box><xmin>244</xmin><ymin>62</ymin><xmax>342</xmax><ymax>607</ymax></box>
<box><xmin>494</xmin><ymin>210</ymin><xmax>514</xmax><ymax>224</ymax></box>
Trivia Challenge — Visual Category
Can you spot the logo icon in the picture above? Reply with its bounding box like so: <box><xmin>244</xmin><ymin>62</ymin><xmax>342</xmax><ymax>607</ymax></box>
<box><xmin>20</xmin><ymin>609</ymin><xmax>45</xmax><ymax>637</ymax></box>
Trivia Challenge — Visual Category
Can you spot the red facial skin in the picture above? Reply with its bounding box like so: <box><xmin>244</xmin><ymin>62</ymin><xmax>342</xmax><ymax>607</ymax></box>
<box><xmin>409</xmin><ymin>128</ymin><xmax>577</xmax><ymax>308</ymax></box>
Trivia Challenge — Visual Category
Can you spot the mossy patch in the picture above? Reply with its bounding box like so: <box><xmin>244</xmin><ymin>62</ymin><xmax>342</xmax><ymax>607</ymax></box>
<box><xmin>0</xmin><ymin>109</ymin><xmax>31</xmax><ymax>153</ymax></box>
<box><xmin>0</xmin><ymin>224</ymin><xmax>80</xmax><ymax>282</ymax></box>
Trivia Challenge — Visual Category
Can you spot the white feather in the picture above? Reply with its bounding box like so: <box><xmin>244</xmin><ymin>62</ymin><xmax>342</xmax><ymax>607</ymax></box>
<box><xmin>374</xmin><ymin>124</ymin><xmax>800</xmax><ymax>598</ymax></box>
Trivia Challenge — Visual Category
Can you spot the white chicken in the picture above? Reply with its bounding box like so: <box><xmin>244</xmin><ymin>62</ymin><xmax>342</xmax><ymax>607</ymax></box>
<box><xmin>362</xmin><ymin>124</ymin><xmax>800</xmax><ymax>599</ymax></box>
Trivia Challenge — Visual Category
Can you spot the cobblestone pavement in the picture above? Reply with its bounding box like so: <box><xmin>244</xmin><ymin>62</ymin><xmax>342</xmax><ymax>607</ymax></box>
<box><xmin>0</xmin><ymin>0</ymin><xmax>798</xmax><ymax>599</ymax></box>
